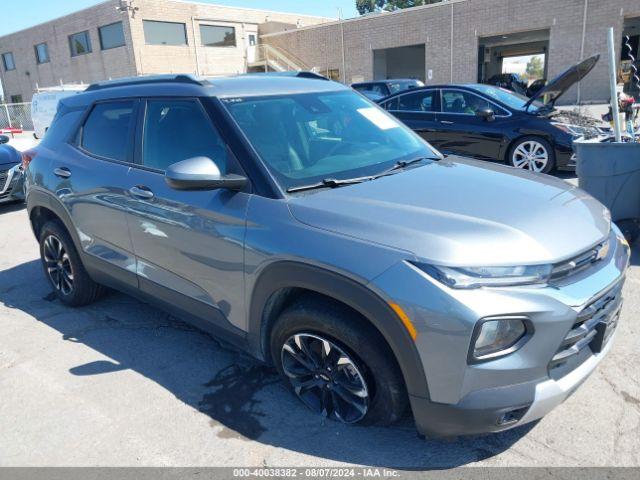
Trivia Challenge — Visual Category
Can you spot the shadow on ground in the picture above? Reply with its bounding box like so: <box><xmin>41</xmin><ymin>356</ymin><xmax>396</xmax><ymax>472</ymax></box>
<box><xmin>0</xmin><ymin>259</ymin><xmax>534</xmax><ymax>469</ymax></box>
<box><xmin>0</xmin><ymin>201</ymin><xmax>25</xmax><ymax>215</ymax></box>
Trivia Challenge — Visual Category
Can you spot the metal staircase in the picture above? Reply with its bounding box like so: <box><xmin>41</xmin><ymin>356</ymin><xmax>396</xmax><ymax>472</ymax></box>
<box><xmin>247</xmin><ymin>44</ymin><xmax>316</xmax><ymax>73</ymax></box>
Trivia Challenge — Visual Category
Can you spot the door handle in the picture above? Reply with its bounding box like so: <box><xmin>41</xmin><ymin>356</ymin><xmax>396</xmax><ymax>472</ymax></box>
<box><xmin>54</xmin><ymin>167</ymin><xmax>71</xmax><ymax>179</ymax></box>
<box><xmin>440</xmin><ymin>120</ymin><xmax>455</xmax><ymax>125</ymax></box>
<box><xmin>129</xmin><ymin>186</ymin><xmax>155</xmax><ymax>200</ymax></box>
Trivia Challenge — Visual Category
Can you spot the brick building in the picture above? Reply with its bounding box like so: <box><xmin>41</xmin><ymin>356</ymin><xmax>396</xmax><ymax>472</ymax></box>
<box><xmin>262</xmin><ymin>0</ymin><xmax>640</xmax><ymax>105</ymax></box>
<box><xmin>0</xmin><ymin>0</ymin><xmax>330</xmax><ymax>102</ymax></box>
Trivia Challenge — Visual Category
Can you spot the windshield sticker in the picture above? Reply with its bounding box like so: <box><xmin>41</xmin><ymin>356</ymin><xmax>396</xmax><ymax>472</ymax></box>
<box><xmin>357</xmin><ymin>107</ymin><xmax>400</xmax><ymax>130</ymax></box>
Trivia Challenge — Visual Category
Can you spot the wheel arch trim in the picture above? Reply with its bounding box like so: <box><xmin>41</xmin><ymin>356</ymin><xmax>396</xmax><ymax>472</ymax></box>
<box><xmin>247</xmin><ymin>260</ymin><xmax>430</xmax><ymax>399</ymax></box>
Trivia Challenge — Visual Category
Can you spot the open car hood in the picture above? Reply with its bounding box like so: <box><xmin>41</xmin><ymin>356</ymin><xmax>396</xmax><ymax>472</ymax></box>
<box><xmin>525</xmin><ymin>55</ymin><xmax>600</xmax><ymax>110</ymax></box>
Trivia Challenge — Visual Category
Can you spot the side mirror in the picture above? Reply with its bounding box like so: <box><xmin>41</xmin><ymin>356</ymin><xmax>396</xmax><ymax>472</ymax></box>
<box><xmin>0</xmin><ymin>135</ymin><xmax>10</xmax><ymax>145</ymax></box>
<box><xmin>165</xmin><ymin>156</ymin><xmax>247</xmax><ymax>191</ymax></box>
<box><xmin>476</xmin><ymin>108</ymin><xmax>496</xmax><ymax>122</ymax></box>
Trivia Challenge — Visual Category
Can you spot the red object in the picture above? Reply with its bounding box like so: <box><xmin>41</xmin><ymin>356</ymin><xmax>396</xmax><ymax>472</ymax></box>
<box><xmin>21</xmin><ymin>149</ymin><xmax>37</xmax><ymax>170</ymax></box>
<box><xmin>0</xmin><ymin>128</ymin><xmax>23</xmax><ymax>138</ymax></box>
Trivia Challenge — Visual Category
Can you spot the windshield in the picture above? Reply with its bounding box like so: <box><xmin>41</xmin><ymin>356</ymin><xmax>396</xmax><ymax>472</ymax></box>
<box><xmin>388</xmin><ymin>80</ymin><xmax>424</xmax><ymax>94</ymax></box>
<box><xmin>472</xmin><ymin>84</ymin><xmax>545</xmax><ymax>111</ymax></box>
<box><xmin>222</xmin><ymin>90</ymin><xmax>439</xmax><ymax>191</ymax></box>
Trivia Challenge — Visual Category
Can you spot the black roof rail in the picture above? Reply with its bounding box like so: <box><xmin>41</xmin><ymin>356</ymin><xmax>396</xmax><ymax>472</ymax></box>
<box><xmin>246</xmin><ymin>71</ymin><xmax>330</xmax><ymax>81</ymax></box>
<box><xmin>85</xmin><ymin>74</ymin><xmax>208</xmax><ymax>92</ymax></box>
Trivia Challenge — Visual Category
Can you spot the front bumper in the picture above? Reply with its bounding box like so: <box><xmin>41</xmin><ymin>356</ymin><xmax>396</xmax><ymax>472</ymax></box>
<box><xmin>372</xmin><ymin>226</ymin><xmax>630</xmax><ymax>438</ymax></box>
<box><xmin>0</xmin><ymin>164</ymin><xmax>25</xmax><ymax>203</ymax></box>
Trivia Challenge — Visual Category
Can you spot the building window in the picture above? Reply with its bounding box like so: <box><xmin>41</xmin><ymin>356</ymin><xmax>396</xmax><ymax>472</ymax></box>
<box><xmin>200</xmin><ymin>24</ymin><xmax>236</xmax><ymax>47</ymax></box>
<box><xmin>143</xmin><ymin>20</ymin><xmax>187</xmax><ymax>46</ymax></box>
<box><xmin>99</xmin><ymin>22</ymin><xmax>126</xmax><ymax>50</ymax></box>
<box><xmin>69</xmin><ymin>31</ymin><xmax>92</xmax><ymax>57</ymax></box>
<box><xmin>34</xmin><ymin>43</ymin><xmax>50</xmax><ymax>64</ymax></box>
<box><xmin>10</xmin><ymin>95</ymin><xmax>23</xmax><ymax>104</ymax></box>
<box><xmin>248</xmin><ymin>34</ymin><xmax>257</xmax><ymax>46</ymax></box>
<box><xmin>2</xmin><ymin>52</ymin><xmax>15</xmax><ymax>71</ymax></box>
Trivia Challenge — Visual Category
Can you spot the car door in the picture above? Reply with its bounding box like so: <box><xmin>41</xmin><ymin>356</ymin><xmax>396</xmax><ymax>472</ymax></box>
<box><xmin>59</xmin><ymin>99</ymin><xmax>139</xmax><ymax>287</ymax></box>
<box><xmin>125</xmin><ymin>97</ymin><xmax>250</xmax><ymax>332</ymax></box>
<box><xmin>436</xmin><ymin>89</ymin><xmax>510</xmax><ymax>160</ymax></box>
<box><xmin>383</xmin><ymin>89</ymin><xmax>441</xmax><ymax>147</ymax></box>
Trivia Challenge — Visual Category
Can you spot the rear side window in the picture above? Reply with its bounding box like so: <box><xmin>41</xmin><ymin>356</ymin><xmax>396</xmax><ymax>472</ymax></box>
<box><xmin>81</xmin><ymin>101</ymin><xmax>135</xmax><ymax>161</ymax></box>
<box><xmin>397</xmin><ymin>90</ymin><xmax>437</xmax><ymax>112</ymax></box>
<box><xmin>142</xmin><ymin>99</ymin><xmax>227</xmax><ymax>172</ymax></box>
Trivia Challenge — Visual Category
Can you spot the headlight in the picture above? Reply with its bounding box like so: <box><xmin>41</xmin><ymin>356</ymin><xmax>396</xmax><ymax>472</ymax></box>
<box><xmin>470</xmin><ymin>317</ymin><xmax>530</xmax><ymax>362</ymax></box>
<box><xmin>414</xmin><ymin>263</ymin><xmax>552</xmax><ymax>289</ymax></box>
<box><xmin>551</xmin><ymin>122</ymin><xmax>597</xmax><ymax>138</ymax></box>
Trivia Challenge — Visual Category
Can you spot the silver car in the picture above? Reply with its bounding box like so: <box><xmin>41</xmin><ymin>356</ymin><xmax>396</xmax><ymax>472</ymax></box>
<box><xmin>24</xmin><ymin>74</ymin><xmax>630</xmax><ymax>437</ymax></box>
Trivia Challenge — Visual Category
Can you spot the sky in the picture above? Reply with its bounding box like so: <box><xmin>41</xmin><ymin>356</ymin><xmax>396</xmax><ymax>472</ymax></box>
<box><xmin>0</xmin><ymin>0</ymin><xmax>360</xmax><ymax>37</ymax></box>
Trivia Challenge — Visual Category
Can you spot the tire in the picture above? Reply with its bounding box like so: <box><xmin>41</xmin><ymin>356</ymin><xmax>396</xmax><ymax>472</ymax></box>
<box><xmin>270</xmin><ymin>294</ymin><xmax>408</xmax><ymax>426</ymax></box>
<box><xmin>39</xmin><ymin>220</ymin><xmax>105</xmax><ymax>306</ymax></box>
<box><xmin>508</xmin><ymin>136</ymin><xmax>556</xmax><ymax>174</ymax></box>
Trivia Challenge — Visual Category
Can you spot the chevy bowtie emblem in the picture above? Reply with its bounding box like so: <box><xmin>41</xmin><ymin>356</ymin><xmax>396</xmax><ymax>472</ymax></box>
<box><xmin>595</xmin><ymin>240</ymin><xmax>610</xmax><ymax>262</ymax></box>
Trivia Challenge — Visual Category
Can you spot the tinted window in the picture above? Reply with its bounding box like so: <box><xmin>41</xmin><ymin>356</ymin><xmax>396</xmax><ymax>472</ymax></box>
<box><xmin>69</xmin><ymin>31</ymin><xmax>92</xmax><ymax>56</ymax></box>
<box><xmin>82</xmin><ymin>101</ymin><xmax>135</xmax><ymax>161</ymax></box>
<box><xmin>2</xmin><ymin>52</ymin><xmax>15</xmax><ymax>71</ymax></box>
<box><xmin>381</xmin><ymin>97</ymin><xmax>399</xmax><ymax>111</ymax></box>
<box><xmin>472</xmin><ymin>84</ymin><xmax>542</xmax><ymax>111</ymax></box>
<box><xmin>441</xmin><ymin>89</ymin><xmax>507</xmax><ymax>115</ymax></box>
<box><xmin>143</xmin><ymin>20</ymin><xmax>187</xmax><ymax>45</ymax></box>
<box><xmin>142</xmin><ymin>100</ymin><xmax>227</xmax><ymax>172</ymax></box>
<box><xmin>200</xmin><ymin>25</ymin><xmax>236</xmax><ymax>47</ymax></box>
<box><xmin>99</xmin><ymin>22</ymin><xmax>126</xmax><ymax>50</ymax></box>
<box><xmin>35</xmin><ymin>43</ymin><xmax>49</xmax><ymax>64</ymax></box>
<box><xmin>397</xmin><ymin>90</ymin><xmax>437</xmax><ymax>112</ymax></box>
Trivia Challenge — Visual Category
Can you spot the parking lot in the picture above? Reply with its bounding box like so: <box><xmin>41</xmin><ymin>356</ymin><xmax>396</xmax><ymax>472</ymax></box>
<box><xmin>0</xmin><ymin>173</ymin><xmax>639</xmax><ymax>468</ymax></box>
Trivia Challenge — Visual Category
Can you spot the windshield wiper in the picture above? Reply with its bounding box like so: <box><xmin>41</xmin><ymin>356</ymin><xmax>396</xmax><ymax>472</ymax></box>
<box><xmin>287</xmin><ymin>176</ymin><xmax>372</xmax><ymax>193</ymax></box>
<box><xmin>372</xmin><ymin>156</ymin><xmax>433</xmax><ymax>179</ymax></box>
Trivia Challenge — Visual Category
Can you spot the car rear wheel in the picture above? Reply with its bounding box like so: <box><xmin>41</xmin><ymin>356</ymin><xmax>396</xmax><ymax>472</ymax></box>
<box><xmin>271</xmin><ymin>295</ymin><xmax>408</xmax><ymax>426</ymax></box>
<box><xmin>39</xmin><ymin>220</ymin><xmax>105</xmax><ymax>306</ymax></box>
<box><xmin>509</xmin><ymin>137</ymin><xmax>555</xmax><ymax>173</ymax></box>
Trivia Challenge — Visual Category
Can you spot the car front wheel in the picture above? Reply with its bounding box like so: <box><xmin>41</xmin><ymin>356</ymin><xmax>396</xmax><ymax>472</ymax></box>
<box><xmin>271</xmin><ymin>295</ymin><xmax>408</xmax><ymax>426</ymax></box>
<box><xmin>509</xmin><ymin>137</ymin><xmax>555</xmax><ymax>173</ymax></box>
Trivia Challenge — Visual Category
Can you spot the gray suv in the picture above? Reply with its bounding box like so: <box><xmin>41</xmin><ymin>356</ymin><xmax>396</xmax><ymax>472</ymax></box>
<box><xmin>25</xmin><ymin>74</ymin><xmax>630</xmax><ymax>438</ymax></box>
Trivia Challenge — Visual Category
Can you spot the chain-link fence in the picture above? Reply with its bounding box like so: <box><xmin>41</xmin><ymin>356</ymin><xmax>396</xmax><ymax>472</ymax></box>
<box><xmin>0</xmin><ymin>103</ymin><xmax>33</xmax><ymax>131</ymax></box>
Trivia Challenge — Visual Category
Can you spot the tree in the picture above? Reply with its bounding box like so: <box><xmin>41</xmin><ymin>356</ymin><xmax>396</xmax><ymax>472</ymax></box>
<box><xmin>525</xmin><ymin>56</ymin><xmax>545</xmax><ymax>80</ymax></box>
<box><xmin>356</xmin><ymin>0</ymin><xmax>444</xmax><ymax>15</ymax></box>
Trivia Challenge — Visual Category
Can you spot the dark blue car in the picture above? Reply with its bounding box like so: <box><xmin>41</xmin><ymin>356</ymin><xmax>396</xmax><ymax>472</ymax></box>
<box><xmin>378</xmin><ymin>56</ymin><xmax>602</xmax><ymax>173</ymax></box>
<box><xmin>0</xmin><ymin>135</ymin><xmax>25</xmax><ymax>204</ymax></box>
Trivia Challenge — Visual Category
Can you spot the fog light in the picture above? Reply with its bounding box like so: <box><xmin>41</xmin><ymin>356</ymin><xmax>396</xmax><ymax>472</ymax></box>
<box><xmin>470</xmin><ymin>317</ymin><xmax>531</xmax><ymax>363</ymax></box>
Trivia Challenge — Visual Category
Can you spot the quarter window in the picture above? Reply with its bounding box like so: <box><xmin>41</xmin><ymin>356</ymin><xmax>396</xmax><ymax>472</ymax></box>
<box><xmin>397</xmin><ymin>90</ymin><xmax>437</xmax><ymax>112</ymax></box>
<box><xmin>81</xmin><ymin>101</ymin><xmax>135</xmax><ymax>162</ymax></box>
<box><xmin>2</xmin><ymin>52</ymin><xmax>15</xmax><ymax>71</ymax></box>
<box><xmin>99</xmin><ymin>22</ymin><xmax>126</xmax><ymax>50</ymax></box>
<box><xmin>69</xmin><ymin>31</ymin><xmax>92</xmax><ymax>57</ymax></box>
<box><xmin>142</xmin><ymin>99</ymin><xmax>227</xmax><ymax>172</ymax></box>
<box><xmin>143</xmin><ymin>20</ymin><xmax>188</xmax><ymax>46</ymax></box>
<box><xmin>200</xmin><ymin>25</ymin><xmax>236</xmax><ymax>47</ymax></box>
<box><xmin>35</xmin><ymin>43</ymin><xmax>49</xmax><ymax>64</ymax></box>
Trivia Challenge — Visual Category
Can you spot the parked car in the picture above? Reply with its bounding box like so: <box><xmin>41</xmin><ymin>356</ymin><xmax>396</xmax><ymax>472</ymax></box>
<box><xmin>379</xmin><ymin>55</ymin><xmax>602</xmax><ymax>173</ymax></box>
<box><xmin>31</xmin><ymin>86</ymin><xmax>86</xmax><ymax>139</ymax></box>
<box><xmin>486</xmin><ymin>73</ymin><xmax>528</xmax><ymax>96</ymax></box>
<box><xmin>357</xmin><ymin>89</ymin><xmax>387</xmax><ymax>102</ymax></box>
<box><xmin>0</xmin><ymin>135</ymin><xmax>25</xmax><ymax>204</ymax></box>
<box><xmin>24</xmin><ymin>73</ymin><xmax>629</xmax><ymax>438</ymax></box>
<box><xmin>352</xmin><ymin>79</ymin><xmax>424</xmax><ymax>98</ymax></box>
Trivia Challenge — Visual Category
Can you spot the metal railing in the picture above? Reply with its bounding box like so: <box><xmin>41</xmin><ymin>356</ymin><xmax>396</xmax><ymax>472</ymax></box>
<box><xmin>250</xmin><ymin>44</ymin><xmax>313</xmax><ymax>72</ymax></box>
<box><xmin>0</xmin><ymin>102</ymin><xmax>33</xmax><ymax>131</ymax></box>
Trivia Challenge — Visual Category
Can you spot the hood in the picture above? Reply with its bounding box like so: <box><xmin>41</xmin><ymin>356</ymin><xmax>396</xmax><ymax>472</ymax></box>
<box><xmin>0</xmin><ymin>144</ymin><xmax>21</xmax><ymax>168</ymax></box>
<box><xmin>525</xmin><ymin>55</ymin><xmax>600</xmax><ymax>110</ymax></box>
<box><xmin>288</xmin><ymin>158</ymin><xmax>610</xmax><ymax>267</ymax></box>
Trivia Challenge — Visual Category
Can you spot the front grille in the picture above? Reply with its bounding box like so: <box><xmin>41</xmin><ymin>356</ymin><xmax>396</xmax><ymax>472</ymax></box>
<box><xmin>549</xmin><ymin>238</ymin><xmax>610</xmax><ymax>283</ymax></box>
<box><xmin>0</xmin><ymin>170</ymin><xmax>8</xmax><ymax>191</ymax></box>
<box><xmin>550</xmin><ymin>281</ymin><xmax>623</xmax><ymax>369</ymax></box>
